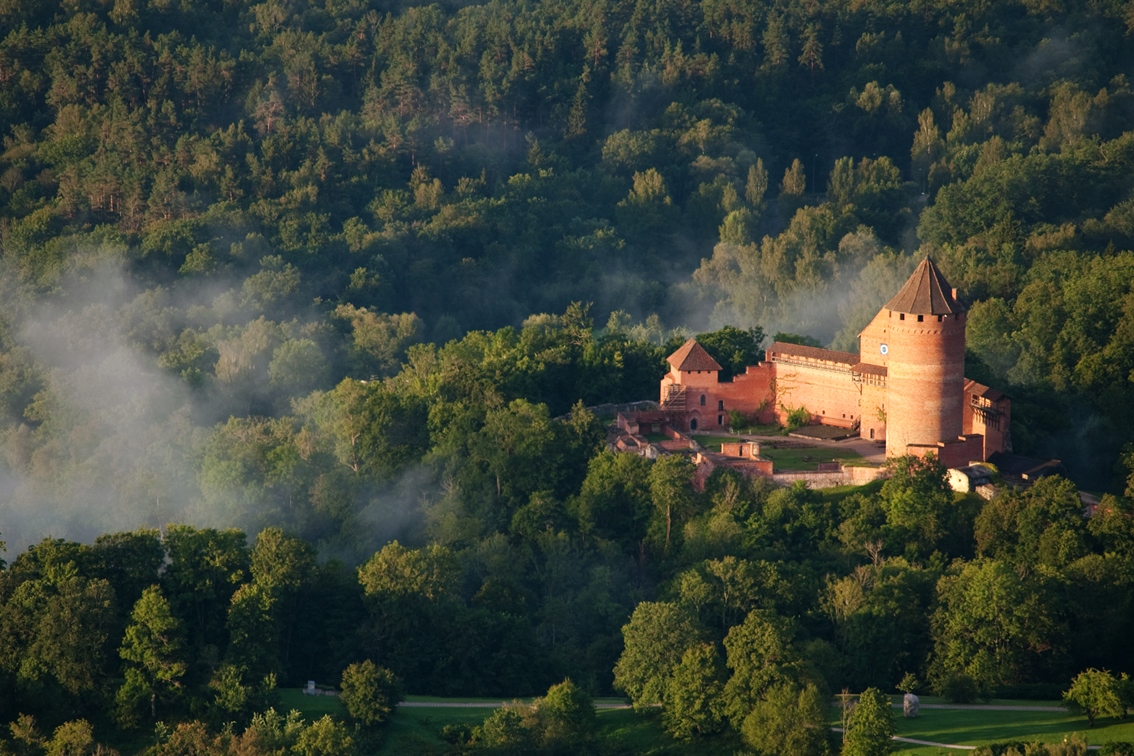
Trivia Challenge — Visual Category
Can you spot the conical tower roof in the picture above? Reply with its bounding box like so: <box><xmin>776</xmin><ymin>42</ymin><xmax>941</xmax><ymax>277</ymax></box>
<box><xmin>885</xmin><ymin>257</ymin><xmax>965</xmax><ymax>315</ymax></box>
<box><xmin>666</xmin><ymin>338</ymin><xmax>723</xmax><ymax>371</ymax></box>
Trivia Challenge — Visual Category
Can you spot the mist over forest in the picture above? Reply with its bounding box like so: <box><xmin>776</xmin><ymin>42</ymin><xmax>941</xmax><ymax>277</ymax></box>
<box><xmin>6</xmin><ymin>1</ymin><xmax>1134</xmax><ymax>751</ymax></box>
<box><xmin>1</xmin><ymin>0</ymin><xmax>1133</xmax><ymax>549</ymax></box>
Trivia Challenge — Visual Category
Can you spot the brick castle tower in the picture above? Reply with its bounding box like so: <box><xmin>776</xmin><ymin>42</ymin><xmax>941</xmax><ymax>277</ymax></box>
<box><xmin>654</xmin><ymin>255</ymin><xmax>1008</xmax><ymax>467</ymax></box>
<box><xmin>872</xmin><ymin>257</ymin><xmax>967</xmax><ymax>457</ymax></box>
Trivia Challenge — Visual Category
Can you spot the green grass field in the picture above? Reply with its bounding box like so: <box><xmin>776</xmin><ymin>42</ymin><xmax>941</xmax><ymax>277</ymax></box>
<box><xmin>378</xmin><ymin>706</ymin><xmax>737</xmax><ymax>755</ymax></box>
<box><xmin>276</xmin><ymin>690</ymin><xmax>1134</xmax><ymax>755</ymax></box>
<box><xmin>692</xmin><ymin>435</ymin><xmax>737</xmax><ymax>451</ymax></box>
<box><xmin>277</xmin><ymin>689</ymin><xmax>346</xmax><ymax>719</ymax></box>
<box><xmin>886</xmin><ymin>707</ymin><xmax>1134</xmax><ymax>754</ymax></box>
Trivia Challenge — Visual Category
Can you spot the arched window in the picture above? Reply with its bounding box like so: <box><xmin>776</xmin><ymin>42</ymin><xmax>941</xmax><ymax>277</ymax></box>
<box><xmin>690</xmin><ymin>418</ymin><xmax>699</xmax><ymax>431</ymax></box>
<box><xmin>700</xmin><ymin>394</ymin><xmax>706</xmax><ymax>406</ymax></box>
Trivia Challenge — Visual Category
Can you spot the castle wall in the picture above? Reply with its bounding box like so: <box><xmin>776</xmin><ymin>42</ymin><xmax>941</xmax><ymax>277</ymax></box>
<box><xmin>963</xmin><ymin>384</ymin><xmax>1012</xmax><ymax>459</ymax></box>
<box><xmin>773</xmin><ymin>362</ymin><xmax>860</xmax><ymax>428</ymax></box>
<box><xmin>860</xmin><ymin>381</ymin><xmax>887</xmax><ymax>442</ymax></box>
<box><xmin>885</xmin><ymin>310</ymin><xmax>966</xmax><ymax>456</ymax></box>
<box><xmin>906</xmin><ymin>434</ymin><xmax>985</xmax><ymax>470</ymax></box>
<box><xmin>663</xmin><ymin>364</ymin><xmax>776</xmax><ymax>432</ymax></box>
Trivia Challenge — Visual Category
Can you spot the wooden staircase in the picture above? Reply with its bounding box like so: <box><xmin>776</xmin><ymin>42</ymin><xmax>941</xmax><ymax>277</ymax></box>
<box><xmin>661</xmin><ymin>384</ymin><xmax>687</xmax><ymax>412</ymax></box>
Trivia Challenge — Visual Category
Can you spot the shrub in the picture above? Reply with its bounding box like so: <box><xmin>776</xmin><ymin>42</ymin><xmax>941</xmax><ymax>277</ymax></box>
<box><xmin>937</xmin><ymin>672</ymin><xmax>979</xmax><ymax>704</ymax></box>
<box><xmin>1100</xmin><ymin>743</ymin><xmax>1134</xmax><ymax>756</ymax></box>
<box><xmin>782</xmin><ymin>405</ymin><xmax>811</xmax><ymax>432</ymax></box>
<box><xmin>339</xmin><ymin>660</ymin><xmax>404</xmax><ymax>727</ymax></box>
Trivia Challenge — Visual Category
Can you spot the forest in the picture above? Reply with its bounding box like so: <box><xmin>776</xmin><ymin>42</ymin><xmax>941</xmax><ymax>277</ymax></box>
<box><xmin>2</xmin><ymin>0</ymin><xmax>1134</xmax><ymax>750</ymax></box>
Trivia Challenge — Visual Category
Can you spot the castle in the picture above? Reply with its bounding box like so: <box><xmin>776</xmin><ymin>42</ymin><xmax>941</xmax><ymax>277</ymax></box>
<box><xmin>659</xmin><ymin>258</ymin><xmax>1011</xmax><ymax>468</ymax></box>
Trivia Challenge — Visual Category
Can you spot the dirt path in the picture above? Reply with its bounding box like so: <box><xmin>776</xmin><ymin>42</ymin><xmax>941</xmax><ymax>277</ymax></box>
<box><xmin>831</xmin><ymin>727</ymin><xmax>977</xmax><ymax>750</ymax></box>
<box><xmin>905</xmin><ymin>703</ymin><xmax>1062</xmax><ymax>712</ymax></box>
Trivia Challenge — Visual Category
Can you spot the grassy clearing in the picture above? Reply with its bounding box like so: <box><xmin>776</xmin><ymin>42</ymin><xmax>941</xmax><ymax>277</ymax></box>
<box><xmin>693</xmin><ymin>435</ymin><xmax>737</xmax><ymax>451</ymax></box>
<box><xmin>761</xmin><ymin>445</ymin><xmax>861</xmax><ymax>471</ymax></box>
<box><xmin>282</xmin><ymin>691</ymin><xmax>1128</xmax><ymax>756</ymax></box>
<box><xmin>820</xmin><ymin>478</ymin><xmax>887</xmax><ymax>501</ymax></box>
<box><xmin>377</xmin><ymin>706</ymin><xmax>736</xmax><ymax>755</ymax></box>
<box><xmin>404</xmin><ymin>694</ymin><xmax>522</xmax><ymax>704</ymax></box>
<box><xmin>276</xmin><ymin>689</ymin><xmax>346</xmax><ymax>719</ymax></box>
<box><xmin>829</xmin><ymin>704</ymin><xmax>1134</xmax><ymax>755</ymax></box>
<box><xmin>593</xmin><ymin>709</ymin><xmax>741</xmax><ymax>754</ymax></box>
<box><xmin>378</xmin><ymin>705</ymin><xmax>490</xmax><ymax>755</ymax></box>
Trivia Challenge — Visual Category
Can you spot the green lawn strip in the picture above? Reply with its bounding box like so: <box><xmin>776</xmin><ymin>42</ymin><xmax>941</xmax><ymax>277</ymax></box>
<box><xmin>761</xmin><ymin>445</ymin><xmax>861</xmax><ymax>470</ymax></box>
<box><xmin>643</xmin><ymin>433</ymin><xmax>671</xmax><ymax>442</ymax></box>
<box><xmin>379</xmin><ymin>704</ymin><xmax>490</xmax><ymax>754</ymax></box>
<box><xmin>403</xmin><ymin>694</ymin><xmax>523</xmax><ymax>704</ymax></box>
<box><xmin>594</xmin><ymin>708</ymin><xmax>741</xmax><ymax>754</ymax></box>
<box><xmin>277</xmin><ymin>688</ymin><xmax>346</xmax><ymax>719</ymax></box>
<box><xmin>820</xmin><ymin>478</ymin><xmax>887</xmax><ymax>502</ymax></box>
<box><xmin>903</xmin><ymin>696</ymin><xmax>1061</xmax><ymax>708</ymax></box>
<box><xmin>828</xmin><ymin>704</ymin><xmax>1134</xmax><ymax>753</ymax></box>
<box><xmin>378</xmin><ymin>700</ymin><xmax>725</xmax><ymax>755</ymax></box>
<box><xmin>692</xmin><ymin>435</ymin><xmax>737</xmax><ymax>451</ymax></box>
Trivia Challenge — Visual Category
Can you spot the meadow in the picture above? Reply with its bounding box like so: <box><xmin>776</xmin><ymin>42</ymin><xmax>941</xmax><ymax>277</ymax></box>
<box><xmin>276</xmin><ymin>690</ymin><xmax>1134</xmax><ymax>754</ymax></box>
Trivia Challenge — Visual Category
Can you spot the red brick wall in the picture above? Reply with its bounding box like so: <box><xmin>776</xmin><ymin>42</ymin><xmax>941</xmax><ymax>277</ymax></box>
<box><xmin>963</xmin><ymin>390</ymin><xmax>1012</xmax><ymax>459</ymax></box>
<box><xmin>860</xmin><ymin>382</ymin><xmax>887</xmax><ymax>441</ymax></box>
<box><xmin>885</xmin><ymin>310</ymin><xmax>966</xmax><ymax>456</ymax></box>
<box><xmin>773</xmin><ymin>362</ymin><xmax>860</xmax><ymax>428</ymax></box>
<box><xmin>663</xmin><ymin>363</ymin><xmax>777</xmax><ymax>431</ymax></box>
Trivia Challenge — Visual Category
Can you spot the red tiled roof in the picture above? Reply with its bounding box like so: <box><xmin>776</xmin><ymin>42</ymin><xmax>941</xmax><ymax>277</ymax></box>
<box><xmin>766</xmin><ymin>341</ymin><xmax>857</xmax><ymax>365</ymax></box>
<box><xmin>667</xmin><ymin>339</ymin><xmax>723</xmax><ymax>371</ymax></box>
<box><xmin>885</xmin><ymin>257</ymin><xmax>965</xmax><ymax>315</ymax></box>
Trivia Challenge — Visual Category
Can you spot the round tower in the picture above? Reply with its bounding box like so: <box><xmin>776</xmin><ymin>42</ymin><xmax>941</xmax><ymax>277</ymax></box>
<box><xmin>883</xmin><ymin>258</ymin><xmax>967</xmax><ymax>457</ymax></box>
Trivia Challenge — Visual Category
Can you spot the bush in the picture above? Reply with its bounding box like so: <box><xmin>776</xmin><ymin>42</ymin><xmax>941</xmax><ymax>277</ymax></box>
<box><xmin>1100</xmin><ymin>743</ymin><xmax>1134</xmax><ymax>756</ymax></box>
<box><xmin>340</xmin><ymin>660</ymin><xmax>404</xmax><ymax>727</ymax></box>
<box><xmin>783</xmin><ymin>405</ymin><xmax>811</xmax><ymax>432</ymax></box>
<box><xmin>996</xmin><ymin>683</ymin><xmax>1065</xmax><ymax>701</ymax></box>
<box><xmin>973</xmin><ymin>744</ymin><xmax>1029</xmax><ymax>756</ymax></box>
<box><xmin>973</xmin><ymin>737</ymin><xmax>1090</xmax><ymax>756</ymax></box>
<box><xmin>937</xmin><ymin>672</ymin><xmax>979</xmax><ymax>704</ymax></box>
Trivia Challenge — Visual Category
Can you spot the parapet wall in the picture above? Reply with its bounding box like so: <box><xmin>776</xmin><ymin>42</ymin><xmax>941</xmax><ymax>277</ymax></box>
<box><xmin>772</xmin><ymin>464</ymin><xmax>887</xmax><ymax>488</ymax></box>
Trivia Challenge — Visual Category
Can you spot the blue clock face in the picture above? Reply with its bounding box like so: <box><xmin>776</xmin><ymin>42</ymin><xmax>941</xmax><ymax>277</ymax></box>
<box><xmin>880</xmin><ymin>344</ymin><xmax>889</xmax><ymax>355</ymax></box>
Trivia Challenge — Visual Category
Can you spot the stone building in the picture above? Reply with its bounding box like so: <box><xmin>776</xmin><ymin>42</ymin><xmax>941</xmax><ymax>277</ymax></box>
<box><xmin>660</xmin><ymin>258</ymin><xmax>1011</xmax><ymax>467</ymax></box>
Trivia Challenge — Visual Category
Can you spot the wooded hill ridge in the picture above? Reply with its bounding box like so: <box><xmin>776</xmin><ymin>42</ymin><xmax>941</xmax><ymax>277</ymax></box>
<box><xmin>3</xmin><ymin>0</ymin><xmax>1134</xmax><ymax>749</ymax></box>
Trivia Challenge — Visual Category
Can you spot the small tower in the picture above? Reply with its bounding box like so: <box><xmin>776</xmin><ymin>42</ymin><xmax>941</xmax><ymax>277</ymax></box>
<box><xmin>882</xmin><ymin>258</ymin><xmax>967</xmax><ymax>457</ymax></box>
<box><xmin>661</xmin><ymin>339</ymin><xmax>724</xmax><ymax>432</ymax></box>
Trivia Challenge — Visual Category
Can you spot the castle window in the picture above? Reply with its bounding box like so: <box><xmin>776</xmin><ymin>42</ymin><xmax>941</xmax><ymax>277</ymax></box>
<box><xmin>917</xmin><ymin>314</ymin><xmax>924</xmax><ymax>322</ymax></box>
<box><xmin>900</xmin><ymin>313</ymin><xmax>905</xmax><ymax>320</ymax></box>
<box><xmin>700</xmin><ymin>395</ymin><xmax>706</xmax><ymax>406</ymax></box>
<box><xmin>690</xmin><ymin>418</ymin><xmax>698</xmax><ymax>430</ymax></box>
<box><xmin>718</xmin><ymin>415</ymin><xmax>723</xmax><ymax>425</ymax></box>
<box><xmin>717</xmin><ymin>400</ymin><xmax>724</xmax><ymax>411</ymax></box>
<box><xmin>870</xmin><ymin>429</ymin><xmax>875</xmax><ymax>439</ymax></box>
<box><xmin>938</xmin><ymin>315</ymin><xmax>943</xmax><ymax>322</ymax></box>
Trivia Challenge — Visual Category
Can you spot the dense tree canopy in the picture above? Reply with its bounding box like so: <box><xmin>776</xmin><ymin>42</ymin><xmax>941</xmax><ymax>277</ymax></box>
<box><xmin>2</xmin><ymin>0</ymin><xmax>1134</xmax><ymax>748</ymax></box>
